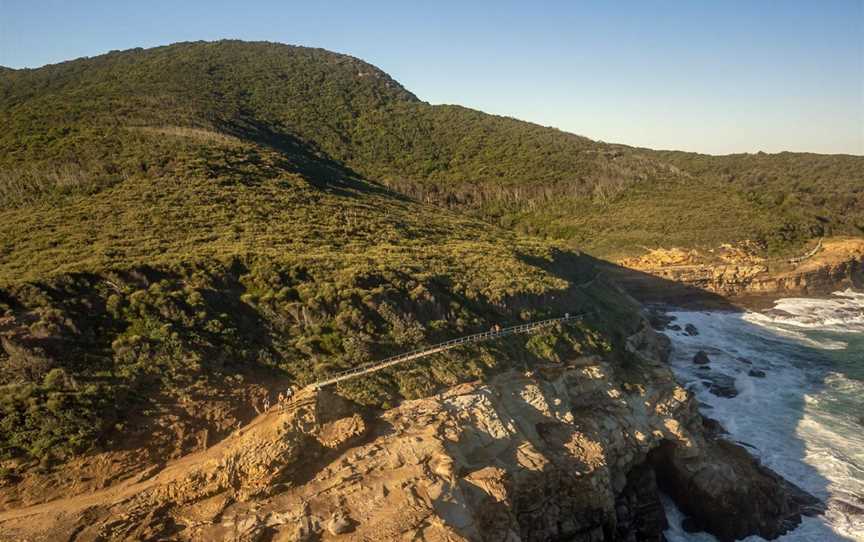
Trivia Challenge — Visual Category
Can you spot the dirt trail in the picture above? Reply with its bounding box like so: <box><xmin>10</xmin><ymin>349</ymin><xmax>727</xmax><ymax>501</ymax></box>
<box><xmin>0</xmin><ymin>393</ymin><xmax>313</xmax><ymax>531</ymax></box>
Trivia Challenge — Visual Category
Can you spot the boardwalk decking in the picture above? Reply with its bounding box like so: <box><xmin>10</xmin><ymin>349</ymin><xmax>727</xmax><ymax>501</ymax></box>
<box><xmin>308</xmin><ymin>313</ymin><xmax>586</xmax><ymax>390</ymax></box>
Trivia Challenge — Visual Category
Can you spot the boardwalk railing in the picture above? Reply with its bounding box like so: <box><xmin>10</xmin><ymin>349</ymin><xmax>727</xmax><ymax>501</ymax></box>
<box><xmin>308</xmin><ymin>312</ymin><xmax>587</xmax><ymax>390</ymax></box>
<box><xmin>788</xmin><ymin>238</ymin><xmax>823</xmax><ymax>264</ymax></box>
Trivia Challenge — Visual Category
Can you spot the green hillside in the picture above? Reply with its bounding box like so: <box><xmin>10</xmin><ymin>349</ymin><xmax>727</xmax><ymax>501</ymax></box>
<box><xmin>3</xmin><ymin>40</ymin><xmax>861</xmax><ymax>262</ymax></box>
<box><xmin>0</xmin><ymin>42</ymin><xmax>644</xmax><ymax>467</ymax></box>
<box><xmin>0</xmin><ymin>40</ymin><xmax>860</xmax><ymax>468</ymax></box>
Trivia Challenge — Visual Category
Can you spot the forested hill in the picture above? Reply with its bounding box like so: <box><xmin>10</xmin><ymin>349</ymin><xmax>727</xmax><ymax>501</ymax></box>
<box><xmin>2</xmin><ymin>40</ymin><xmax>862</xmax><ymax>259</ymax></box>
<box><xmin>0</xmin><ymin>38</ymin><xmax>859</xmax><ymax>474</ymax></box>
<box><xmin>1</xmin><ymin>40</ymin><xmax>641</xmax><ymax>465</ymax></box>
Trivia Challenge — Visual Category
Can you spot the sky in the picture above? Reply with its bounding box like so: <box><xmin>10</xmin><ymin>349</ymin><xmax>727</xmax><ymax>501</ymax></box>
<box><xmin>1</xmin><ymin>0</ymin><xmax>862</xmax><ymax>155</ymax></box>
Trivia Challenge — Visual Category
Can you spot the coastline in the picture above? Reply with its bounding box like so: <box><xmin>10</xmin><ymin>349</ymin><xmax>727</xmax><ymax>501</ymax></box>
<box><xmin>647</xmin><ymin>279</ymin><xmax>864</xmax><ymax>540</ymax></box>
<box><xmin>607</xmin><ymin>239</ymin><xmax>864</xmax><ymax>312</ymax></box>
<box><xmin>1</xmin><ymin>248</ymin><xmax>859</xmax><ymax>540</ymax></box>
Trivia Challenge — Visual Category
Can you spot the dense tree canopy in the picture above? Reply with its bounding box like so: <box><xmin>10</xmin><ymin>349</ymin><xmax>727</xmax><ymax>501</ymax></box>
<box><xmin>2</xmin><ymin>40</ymin><xmax>861</xmax><ymax>259</ymax></box>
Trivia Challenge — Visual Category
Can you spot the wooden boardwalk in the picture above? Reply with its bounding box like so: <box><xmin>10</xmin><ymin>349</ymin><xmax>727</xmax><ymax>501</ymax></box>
<box><xmin>308</xmin><ymin>313</ymin><xmax>586</xmax><ymax>390</ymax></box>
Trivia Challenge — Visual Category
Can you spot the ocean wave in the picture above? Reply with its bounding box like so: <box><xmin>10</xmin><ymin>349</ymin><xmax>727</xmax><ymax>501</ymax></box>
<box><xmin>661</xmin><ymin>296</ymin><xmax>864</xmax><ymax>541</ymax></box>
<box><xmin>743</xmin><ymin>289</ymin><xmax>864</xmax><ymax>335</ymax></box>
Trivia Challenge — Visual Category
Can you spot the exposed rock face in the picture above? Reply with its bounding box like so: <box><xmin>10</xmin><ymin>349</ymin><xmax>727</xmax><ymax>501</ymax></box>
<box><xmin>625</xmin><ymin>320</ymin><xmax>672</xmax><ymax>364</ymax></box>
<box><xmin>651</xmin><ymin>439</ymin><xmax>824</xmax><ymax>542</ymax></box>
<box><xmin>200</xmin><ymin>344</ymin><xmax>694</xmax><ymax>542</ymax></box>
<box><xmin>616</xmin><ymin>238</ymin><xmax>864</xmax><ymax>302</ymax></box>
<box><xmin>0</xmin><ymin>324</ymin><xmax>821</xmax><ymax>541</ymax></box>
<box><xmin>740</xmin><ymin>238</ymin><xmax>864</xmax><ymax>297</ymax></box>
<box><xmin>614</xmin><ymin>465</ymin><xmax>668</xmax><ymax>541</ymax></box>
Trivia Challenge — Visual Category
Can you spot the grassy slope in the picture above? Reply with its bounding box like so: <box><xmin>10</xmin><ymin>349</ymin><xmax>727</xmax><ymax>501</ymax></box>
<box><xmin>3</xmin><ymin>41</ymin><xmax>862</xmax><ymax>263</ymax></box>
<box><xmin>0</xmin><ymin>133</ymin><xmax>550</xmax><ymax>289</ymax></box>
<box><xmin>0</xmin><ymin>40</ymin><xmax>860</xmax><ymax>467</ymax></box>
<box><xmin>0</xmin><ymin>53</ymin><xmax>639</xmax><ymax>466</ymax></box>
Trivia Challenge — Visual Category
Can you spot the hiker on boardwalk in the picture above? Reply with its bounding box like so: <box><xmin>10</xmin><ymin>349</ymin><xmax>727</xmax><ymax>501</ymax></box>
<box><xmin>277</xmin><ymin>387</ymin><xmax>294</xmax><ymax>409</ymax></box>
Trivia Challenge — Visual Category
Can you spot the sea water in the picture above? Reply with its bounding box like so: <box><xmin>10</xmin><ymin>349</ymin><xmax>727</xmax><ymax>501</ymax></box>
<box><xmin>661</xmin><ymin>289</ymin><xmax>864</xmax><ymax>541</ymax></box>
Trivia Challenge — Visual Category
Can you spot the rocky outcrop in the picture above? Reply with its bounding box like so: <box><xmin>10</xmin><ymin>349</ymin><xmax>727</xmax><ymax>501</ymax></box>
<box><xmin>651</xmin><ymin>439</ymin><xmax>824</xmax><ymax>541</ymax></box>
<box><xmin>187</xmin><ymin>344</ymin><xmax>697</xmax><ymax>542</ymax></box>
<box><xmin>0</xmin><ymin>324</ymin><xmax>821</xmax><ymax>541</ymax></box>
<box><xmin>692</xmin><ymin>351</ymin><xmax>710</xmax><ymax>365</ymax></box>
<box><xmin>614</xmin><ymin>238</ymin><xmax>864</xmax><ymax>304</ymax></box>
<box><xmin>625</xmin><ymin>319</ymin><xmax>672</xmax><ymax>364</ymax></box>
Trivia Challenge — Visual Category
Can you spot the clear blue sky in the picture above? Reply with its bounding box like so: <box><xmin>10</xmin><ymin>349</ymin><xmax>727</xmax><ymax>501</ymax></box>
<box><xmin>1</xmin><ymin>0</ymin><xmax>862</xmax><ymax>155</ymax></box>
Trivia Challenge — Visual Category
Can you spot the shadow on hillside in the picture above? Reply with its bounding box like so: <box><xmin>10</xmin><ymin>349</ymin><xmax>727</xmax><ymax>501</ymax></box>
<box><xmin>87</xmin><ymin>261</ymin><xmax>285</xmax><ymax>455</ymax></box>
<box><xmin>222</xmin><ymin>118</ymin><xmax>412</xmax><ymax>201</ymax></box>
<box><xmin>590</xmin><ymin>255</ymin><xmax>740</xmax><ymax>311</ymax></box>
<box><xmin>515</xmin><ymin>249</ymin><xmax>739</xmax><ymax>311</ymax></box>
<box><xmin>517</xmin><ymin>249</ymin><xmax>598</xmax><ymax>285</ymax></box>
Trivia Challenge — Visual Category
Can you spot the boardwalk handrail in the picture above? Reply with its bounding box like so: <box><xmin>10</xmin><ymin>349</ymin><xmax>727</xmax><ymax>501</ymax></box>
<box><xmin>788</xmin><ymin>238</ymin><xmax>823</xmax><ymax>264</ymax></box>
<box><xmin>308</xmin><ymin>312</ymin><xmax>588</xmax><ymax>390</ymax></box>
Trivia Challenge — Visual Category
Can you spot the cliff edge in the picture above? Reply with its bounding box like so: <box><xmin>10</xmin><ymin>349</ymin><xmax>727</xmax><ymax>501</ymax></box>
<box><xmin>0</xmin><ymin>321</ymin><xmax>820</xmax><ymax>542</ymax></box>
<box><xmin>612</xmin><ymin>237</ymin><xmax>864</xmax><ymax>307</ymax></box>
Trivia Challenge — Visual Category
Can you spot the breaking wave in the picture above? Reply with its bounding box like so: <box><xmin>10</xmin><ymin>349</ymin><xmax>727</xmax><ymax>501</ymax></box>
<box><xmin>661</xmin><ymin>291</ymin><xmax>864</xmax><ymax>541</ymax></box>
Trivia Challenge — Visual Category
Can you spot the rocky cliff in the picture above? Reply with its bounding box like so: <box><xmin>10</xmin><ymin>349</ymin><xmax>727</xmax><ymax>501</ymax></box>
<box><xmin>0</xmin><ymin>321</ymin><xmax>820</xmax><ymax>541</ymax></box>
<box><xmin>613</xmin><ymin>238</ymin><xmax>864</xmax><ymax>306</ymax></box>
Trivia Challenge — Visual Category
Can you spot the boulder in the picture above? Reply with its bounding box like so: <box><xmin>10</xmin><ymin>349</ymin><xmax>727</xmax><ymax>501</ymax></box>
<box><xmin>684</xmin><ymin>323</ymin><xmax>699</xmax><ymax>336</ymax></box>
<box><xmin>702</xmin><ymin>375</ymin><xmax>738</xmax><ymax>398</ymax></box>
<box><xmin>625</xmin><ymin>321</ymin><xmax>671</xmax><ymax>363</ymax></box>
<box><xmin>647</xmin><ymin>310</ymin><xmax>675</xmax><ymax>331</ymax></box>
<box><xmin>692</xmin><ymin>351</ymin><xmax>710</xmax><ymax>365</ymax></box>
<box><xmin>650</xmin><ymin>439</ymin><xmax>824</xmax><ymax>541</ymax></box>
<box><xmin>701</xmin><ymin>416</ymin><xmax>728</xmax><ymax>437</ymax></box>
<box><xmin>326</xmin><ymin>511</ymin><xmax>353</xmax><ymax>535</ymax></box>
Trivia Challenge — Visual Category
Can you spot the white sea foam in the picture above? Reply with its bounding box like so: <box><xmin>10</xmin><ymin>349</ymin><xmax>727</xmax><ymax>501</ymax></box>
<box><xmin>745</xmin><ymin>289</ymin><xmax>864</xmax><ymax>335</ymax></box>
<box><xmin>660</xmin><ymin>291</ymin><xmax>864</xmax><ymax>541</ymax></box>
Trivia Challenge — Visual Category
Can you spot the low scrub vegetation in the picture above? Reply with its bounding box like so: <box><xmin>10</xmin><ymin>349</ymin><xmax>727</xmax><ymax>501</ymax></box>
<box><xmin>2</xmin><ymin>41</ymin><xmax>861</xmax><ymax>261</ymax></box>
<box><xmin>0</xmin><ymin>40</ymin><xmax>858</xmax><ymax>469</ymax></box>
<box><xmin>0</xmin><ymin>113</ymin><xmax>638</xmax><ymax>465</ymax></box>
<box><xmin>0</xmin><ymin>252</ymin><xmax>637</xmax><ymax>463</ymax></box>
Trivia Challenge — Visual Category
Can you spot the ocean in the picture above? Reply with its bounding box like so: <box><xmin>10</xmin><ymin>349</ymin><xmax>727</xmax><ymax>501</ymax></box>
<box><xmin>660</xmin><ymin>290</ymin><xmax>864</xmax><ymax>542</ymax></box>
